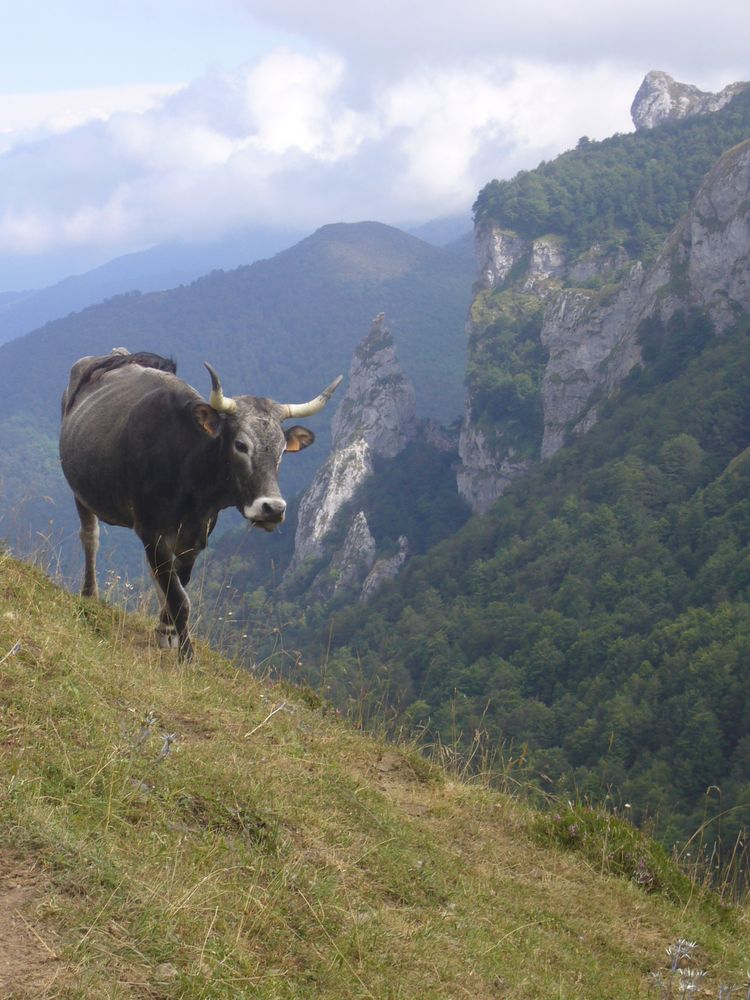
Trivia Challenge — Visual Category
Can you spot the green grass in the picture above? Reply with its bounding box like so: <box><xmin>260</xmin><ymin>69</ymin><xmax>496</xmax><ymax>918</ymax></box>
<box><xmin>0</xmin><ymin>551</ymin><xmax>748</xmax><ymax>998</ymax></box>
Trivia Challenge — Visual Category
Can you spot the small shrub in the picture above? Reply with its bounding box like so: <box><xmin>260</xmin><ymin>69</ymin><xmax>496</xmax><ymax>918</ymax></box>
<box><xmin>532</xmin><ymin>801</ymin><xmax>698</xmax><ymax>905</ymax></box>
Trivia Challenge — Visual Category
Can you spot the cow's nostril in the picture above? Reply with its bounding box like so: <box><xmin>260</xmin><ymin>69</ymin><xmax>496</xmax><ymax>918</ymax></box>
<box><xmin>262</xmin><ymin>498</ymin><xmax>286</xmax><ymax>519</ymax></box>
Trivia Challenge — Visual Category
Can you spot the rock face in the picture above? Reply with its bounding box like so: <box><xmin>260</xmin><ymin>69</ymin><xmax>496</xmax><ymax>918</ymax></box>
<box><xmin>458</xmin><ymin>223</ymin><xmax>573</xmax><ymax>510</ymax></box>
<box><xmin>459</xmin><ymin>136</ymin><xmax>750</xmax><ymax>511</ymax></box>
<box><xmin>542</xmin><ymin>139</ymin><xmax>750</xmax><ymax>458</ymax></box>
<box><xmin>330</xmin><ymin>313</ymin><xmax>416</xmax><ymax>458</ymax></box>
<box><xmin>288</xmin><ymin>315</ymin><xmax>416</xmax><ymax>588</ymax></box>
<box><xmin>361</xmin><ymin>537</ymin><xmax>409</xmax><ymax>602</ymax></box>
<box><xmin>330</xmin><ymin>512</ymin><xmax>377</xmax><ymax>595</ymax></box>
<box><xmin>291</xmin><ymin>439</ymin><xmax>373</xmax><ymax>569</ymax></box>
<box><xmin>631</xmin><ymin>70</ymin><xmax>749</xmax><ymax>131</ymax></box>
<box><xmin>539</xmin><ymin>263</ymin><xmax>646</xmax><ymax>459</ymax></box>
<box><xmin>657</xmin><ymin>139</ymin><xmax>750</xmax><ymax>331</ymax></box>
<box><xmin>456</xmin><ymin>422</ymin><xmax>530</xmax><ymax>515</ymax></box>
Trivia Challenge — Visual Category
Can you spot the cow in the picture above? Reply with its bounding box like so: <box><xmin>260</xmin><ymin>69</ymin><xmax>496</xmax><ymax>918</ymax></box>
<box><xmin>59</xmin><ymin>349</ymin><xmax>342</xmax><ymax>661</ymax></box>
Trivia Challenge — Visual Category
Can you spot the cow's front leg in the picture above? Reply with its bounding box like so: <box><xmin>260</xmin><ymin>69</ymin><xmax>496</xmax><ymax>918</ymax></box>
<box><xmin>156</xmin><ymin>609</ymin><xmax>179</xmax><ymax>651</ymax></box>
<box><xmin>143</xmin><ymin>536</ymin><xmax>193</xmax><ymax>661</ymax></box>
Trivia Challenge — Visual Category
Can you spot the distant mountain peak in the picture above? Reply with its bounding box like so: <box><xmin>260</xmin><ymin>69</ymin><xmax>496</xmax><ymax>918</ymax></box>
<box><xmin>631</xmin><ymin>70</ymin><xmax>750</xmax><ymax>130</ymax></box>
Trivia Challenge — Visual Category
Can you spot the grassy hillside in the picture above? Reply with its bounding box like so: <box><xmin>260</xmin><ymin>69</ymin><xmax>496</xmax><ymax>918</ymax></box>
<box><xmin>1</xmin><ymin>551</ymin><xmax>748</xmax><ymax>998</ymax></box>
<box><xmin>0</xmin><ymin>221</ymin><xmax>473</xmax><ymax>569</ymax></box>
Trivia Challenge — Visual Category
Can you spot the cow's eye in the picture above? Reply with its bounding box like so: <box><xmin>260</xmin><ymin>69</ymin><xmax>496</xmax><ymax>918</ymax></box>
<box><xmin>234</xmin><ymin>440</ymin><xmax>249</xmax><ymax>454</ymax></box>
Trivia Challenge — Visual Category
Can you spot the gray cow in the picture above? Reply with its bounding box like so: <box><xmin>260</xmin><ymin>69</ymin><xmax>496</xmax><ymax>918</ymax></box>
<box><xmin>60</xmin><ymin>349</ymin><xmax>341</xmax><ymax>660</ymax></box>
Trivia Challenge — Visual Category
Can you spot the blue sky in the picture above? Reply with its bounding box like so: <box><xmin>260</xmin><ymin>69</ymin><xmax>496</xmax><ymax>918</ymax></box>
<box><xmin>0</xmin><ymin>3</ymin><xmax>293</xmax><ymax>91</ymax></box>
<box><xmin>0</xmin><ymin>0</ymin><xmax>747</xmax><ymax>289</ymax></box>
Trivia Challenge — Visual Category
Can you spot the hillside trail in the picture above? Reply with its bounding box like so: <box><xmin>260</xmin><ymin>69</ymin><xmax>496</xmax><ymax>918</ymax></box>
<box><xmin>0</xmin><ymin>853</ymin><xmax>60</xmax><ymax>998</ymax></box>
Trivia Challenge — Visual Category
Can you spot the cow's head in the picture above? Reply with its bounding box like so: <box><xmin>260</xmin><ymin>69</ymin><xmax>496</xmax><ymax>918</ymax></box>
<box><xmin>194</xmin><ymin>363</ymin><xmax>343</xmax><ymax>531</ymax></box>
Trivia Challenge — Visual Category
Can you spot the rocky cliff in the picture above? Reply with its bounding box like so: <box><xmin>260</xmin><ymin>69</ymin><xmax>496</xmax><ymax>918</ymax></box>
<box><xmin>360</xmin><ymin>536</ymin><xmax>409</xmax><ymax>602</ymax></box>
<box><xmin>649</xmin><ymin>139</ymin><xmax>750</xmax><ymax>332</ymax></box>
<box><xmin>631</xmin><ymin>71</ymin><xmax>749</xmax><ymax>131</ymax></box>
<box><xmin>329</xmin><ymin>313</ymin><xmax>417</xmax><ymax>459</ymax></box>
<box><xmin>287</xmin><ymin>315</ymin><xmax>417</xmax><ymax>594</ymax></box>
<box><xmin>459</xmin><ymin>134</ymin><xmax>750</xmax><ymax>512</ymax></box>
<box><xmin>290</xmin><ymin>439</ymin><xmax>374</xmax><ymax>571</ymax></box>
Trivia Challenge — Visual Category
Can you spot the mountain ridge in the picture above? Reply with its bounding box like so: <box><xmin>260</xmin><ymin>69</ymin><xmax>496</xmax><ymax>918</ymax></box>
<box><xmin>0</xmin><ymin>226</ymin><xmax>305</xmax><ymax>345</ymax></box>
<box><xmin>462</xmin><ymin>86</ymin><xmax>750</xmax><ymax>512</ymax></box>
<box><xmin>631</xmin><ymin>70</ymin><xmax>750</xmax><ymax>130</ymax></box>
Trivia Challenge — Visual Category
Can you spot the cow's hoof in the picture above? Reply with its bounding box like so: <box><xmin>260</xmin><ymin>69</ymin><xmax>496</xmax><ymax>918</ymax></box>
<box><xmin>155</xmin><ymin>624</ymin><xmax>179</xmax><ymax>650</ymax></box>
<box><xmin>178</xmin><ymin>638</ymin><xmax>194</xmax><ymax>663</ymax></box>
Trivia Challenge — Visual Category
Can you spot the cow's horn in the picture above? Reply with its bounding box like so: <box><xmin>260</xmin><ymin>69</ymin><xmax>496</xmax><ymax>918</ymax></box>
<box><xmin>204</xmin><ymin>362</ymin><xmax>238</xmax><ymax>414</ymax></box>
<box><xmin>281</xmin><ymin>375</ymin><xmax>344</xmax><ymax>420</ymax></box>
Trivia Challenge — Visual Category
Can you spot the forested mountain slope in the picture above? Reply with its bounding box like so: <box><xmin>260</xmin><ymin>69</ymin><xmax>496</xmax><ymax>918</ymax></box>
<box><xmin>310</xmin><ymin>309</ymin><xmax>750</xmax><ymax>848</ymax></box>
<box><xmin>0</xmin><ymin>225</ymin><xmax>303</xmax><ymax>345</ymax></box>
<box><xmin>459</xmin><ymin>87</ymin><xmax>750</xmax><ymax>513</ymax></box>
<box><xmin>473</xmin><ymin>86</ymin><xmax>750</xmax><ymax>260</ymax></box>
<box><xmin>253</xmin><ymin>102</ymin><xmax>750</xmax><ymax>850</ymax></box>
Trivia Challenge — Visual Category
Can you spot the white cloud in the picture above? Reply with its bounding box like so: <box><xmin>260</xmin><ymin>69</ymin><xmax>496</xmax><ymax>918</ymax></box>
<box><xmin>237</xmin><ymin>0</ymin><xmax>750</xmax><ymax>87</ymax></box>
<box><xmin>375</xmin><ymin>60</ymin><xmax>636</xmax><ymax>215</ymax></box>
<box><xmin>241</xmin><ymin>49</ymin><xmax>373</xmax><ymax>159</ymax></box>
<box><xmin>0</xmin><ymin>2</ymin><xmax>745</xmax><ymax>278</ymax></box>
<box><xmin>0</xmin><ymin>49</ymin><xmax>644</xmax><ymax>261</ymax></box>
<box><xmin>0</xmin><ymin>83</ymin><xmax>180</xmax><ymax>155</ymax></box>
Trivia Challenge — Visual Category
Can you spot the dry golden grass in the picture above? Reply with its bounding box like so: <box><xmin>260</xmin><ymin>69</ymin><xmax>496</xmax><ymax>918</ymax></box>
<box><xmin>0</xmin><ymin>550</ymin><xmax>747</xmax><ymax>998</ymax></box>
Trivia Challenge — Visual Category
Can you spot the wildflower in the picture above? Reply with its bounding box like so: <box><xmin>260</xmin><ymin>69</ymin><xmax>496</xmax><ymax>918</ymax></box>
<box><xmin>567</xmin><ymin>824</ymin><xmax>579</xmax><ymax>838</ymax></box>
<box><xmin>678</xmin><ymin>968</ymin><xmax>705</xmax><ymax>981</ymax></box>
<box><xmin>158</xmin><ymin>732</ymin><xmax>177</xmax><ymax>760</ymax></box>
<box><xmin>135</xmin><ymin>711</ymin><xmax>157</xmax><ymax>747</ymax></box>
<box><xmin>666</xmin><ymin>939</ymin><xmax>697</xmax><ymax>971</ymax></box>
<box><xmin>676</xmin><ymin>968</ymin><xmax>706</xmax><ymax>995</ymax></box>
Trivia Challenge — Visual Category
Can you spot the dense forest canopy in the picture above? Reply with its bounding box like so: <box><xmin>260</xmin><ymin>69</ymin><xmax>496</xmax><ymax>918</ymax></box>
<box><xmin>197</xmin><ymin>95</ymin><xmax>750</xmax><ymax>853</ymax></box>
<box><xmin>474</xmin><ymin>88</ymin><xmax>750</xmax><ymax>260</ymax></box>
<box><xmin>303</xmin><ymin>310</ymin><xmax>750</xmax><ymax>848</ymax></box>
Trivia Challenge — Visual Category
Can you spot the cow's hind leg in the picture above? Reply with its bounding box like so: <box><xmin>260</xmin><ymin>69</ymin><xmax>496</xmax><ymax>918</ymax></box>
<box><xmin>143</xmin><ymin>536</ymin><xmax>194</xmax><ymax>661</ymax></box>
<box><xmin>75</xmin><ymin>498</ymin><xmax>100</xmax><ymax>598</ymax></box>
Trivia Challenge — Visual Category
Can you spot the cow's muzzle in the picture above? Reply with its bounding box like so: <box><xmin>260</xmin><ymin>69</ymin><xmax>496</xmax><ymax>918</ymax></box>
<box><xmin>242</xmin><ymin>496</ymin><xmax>287</xmax><ymax>532</ymax></box>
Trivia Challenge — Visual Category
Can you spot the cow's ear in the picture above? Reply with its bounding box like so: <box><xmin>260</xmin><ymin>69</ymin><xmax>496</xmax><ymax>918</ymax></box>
<box><xmin>193</xmin><ymin>402</ymin><xmax>222</xmax><ymax>437</ymax></box>
<box><xmin>285</xmin><ymin>425</ymin><xmax>315</xmax><ymax>452</ymax></box>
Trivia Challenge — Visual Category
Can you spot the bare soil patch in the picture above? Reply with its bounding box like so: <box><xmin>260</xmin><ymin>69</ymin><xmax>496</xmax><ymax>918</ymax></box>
<box><xmin>0</xmin><ymin>854</ymin><xmax>60</xmax><ymax>998</ymax></box>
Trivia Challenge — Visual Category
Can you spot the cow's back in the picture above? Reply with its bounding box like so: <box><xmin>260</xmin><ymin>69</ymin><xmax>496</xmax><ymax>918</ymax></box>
<box><xmin>60</xmin><ymin>355</ymin><xmax>194</xmax><ymax>529</ymax></box>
